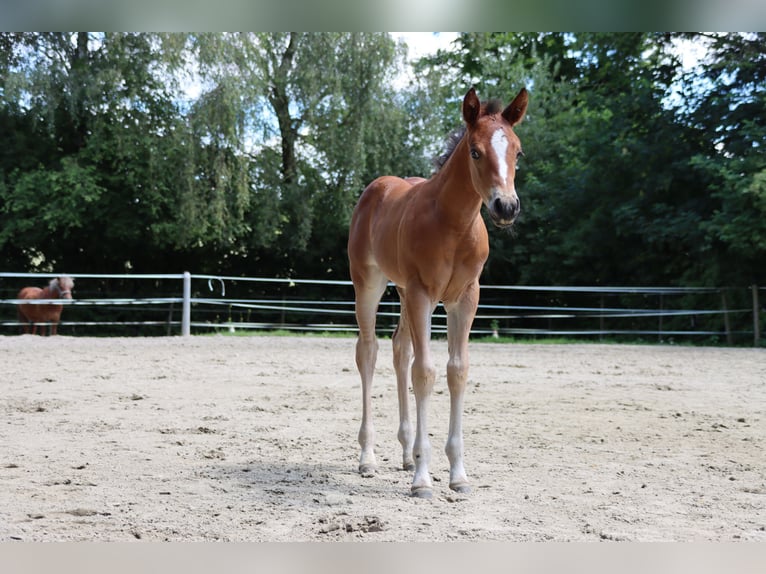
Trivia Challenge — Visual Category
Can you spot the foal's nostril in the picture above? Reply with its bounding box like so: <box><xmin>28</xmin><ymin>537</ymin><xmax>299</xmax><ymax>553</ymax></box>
<box><xmin>490</xmin><ymin>197</ymin><xmax>504</xmax><ymax>217</ymax></box>
<box><xmin>491</xmin><ymin>197</ymin><xmax>519</xmax><ymax>222</ymax></box>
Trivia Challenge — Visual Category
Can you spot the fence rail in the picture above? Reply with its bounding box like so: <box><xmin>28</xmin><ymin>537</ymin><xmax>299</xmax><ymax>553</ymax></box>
<box><xmin>0</xmin><ymin>272</ymin><xmax>762</xmax><ymax>346</ymax></box>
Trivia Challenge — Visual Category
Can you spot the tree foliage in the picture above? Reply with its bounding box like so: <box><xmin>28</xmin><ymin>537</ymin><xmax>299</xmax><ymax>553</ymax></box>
<box><xmin>414</xmin><ymin>33</ymin><xmax>765</xmax><ymax>288</ymax></box>
<box><xmin>1</xmin><ymin>32</ymin><xmax>763</xmax><ymax>292</ymax></box>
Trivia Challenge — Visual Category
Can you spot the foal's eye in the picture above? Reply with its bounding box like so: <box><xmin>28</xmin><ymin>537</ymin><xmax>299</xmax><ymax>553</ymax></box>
<box><xmin>470</xmin><ymin>148</ymin><xmax>481</xmax><ymax>160</ymax></box>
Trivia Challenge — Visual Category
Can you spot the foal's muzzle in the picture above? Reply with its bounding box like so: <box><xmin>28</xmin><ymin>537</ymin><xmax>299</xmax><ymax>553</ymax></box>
<box><xmin>488</xmin><ymin>196</ymin><xmax>520</xmax><ymax>228</ymax></box>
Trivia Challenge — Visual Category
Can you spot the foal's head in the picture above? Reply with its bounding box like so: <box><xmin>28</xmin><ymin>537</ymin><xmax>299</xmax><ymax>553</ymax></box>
<box><xmin>462</xmin><ymin>87</ymin><xmax>528</xmax><ymax>228</ymax></box>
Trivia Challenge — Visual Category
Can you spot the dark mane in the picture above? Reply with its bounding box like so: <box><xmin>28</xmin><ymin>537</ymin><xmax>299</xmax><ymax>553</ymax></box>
<box><xmin>432</xmin><ymin>126</ymin><xmax>466</xmax><ymax>172</ymax></box>
<box><xmin>432</xmin><ymin>99</ymin><xmax>504</xmax><ymax>172</ymax></box>
<box><xmin>483</xmin><ymin>99</ymin><xmax>503</xmax><ymax>115</ymax></box>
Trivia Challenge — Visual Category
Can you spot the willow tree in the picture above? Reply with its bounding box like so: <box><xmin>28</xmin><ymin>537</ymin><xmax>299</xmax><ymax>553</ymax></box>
<box><xmin>193</xmin><ymin>32</ymin><xmax>430</xmax><ymax>276</ymax></box>
<box><xmin>1</xmin><ymin>33</ymin><xmax>434</xmax><ymax>277</ymax></box>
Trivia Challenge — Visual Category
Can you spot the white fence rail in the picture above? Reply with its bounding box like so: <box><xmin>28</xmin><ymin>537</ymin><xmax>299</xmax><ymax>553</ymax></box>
<box><xmin>0</xmin><ymin>272</ymin><xmax>762</xmax><ymax>345</ymax></box>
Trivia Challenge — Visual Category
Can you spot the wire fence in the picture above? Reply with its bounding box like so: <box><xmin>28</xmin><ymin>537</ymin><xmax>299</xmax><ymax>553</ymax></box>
<box><xmin>0</xmin><ymin>272</ymin><xmax>763</xmax><ymax>346</ymax></box>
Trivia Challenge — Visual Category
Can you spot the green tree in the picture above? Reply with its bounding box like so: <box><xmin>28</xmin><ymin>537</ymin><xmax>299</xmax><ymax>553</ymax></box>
<box><xmin>5</xmin><ymin>31</ymin><xmax>761</xmax><ymax>296</ymax></box>
<box><xmin>414</xmin><ymin>33</ymin><xmax>718</xmax><ymax>288</ymax></box>
<box><xmin>1</xmin><ymin>33</ymin><xmax>430</xmax><ymax>279</ymax></box>
<box><xmin>194</xmin><ymin>32</ymin><xmax>430</xmax><ymax>277</ymax></box>
<box><xmin>686</xmin><ymin>33</ymin><xmax>766</xmax><ymax>286</ymax></box>
<box><xmin>0</xmin><ymin>33</ymin><xmax>198</xmax><ymax>271</ymax></box>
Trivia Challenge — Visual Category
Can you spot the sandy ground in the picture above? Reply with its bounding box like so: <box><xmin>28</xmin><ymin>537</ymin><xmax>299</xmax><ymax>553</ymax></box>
<box><xmin>1</xmin><ymin>334</ymin><xmax>764</xmax><ymax>542</ymax></box>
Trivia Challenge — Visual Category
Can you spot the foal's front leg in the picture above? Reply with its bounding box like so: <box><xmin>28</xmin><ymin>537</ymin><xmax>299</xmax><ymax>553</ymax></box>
<box><xmin>404</xmin><ymin>288</ymin><xmax>437</xmax><ymax>498</ymax></box>
<box><xmin>445</xmin><ymin>283</ymin><xmax>480</xmax><ymax>493</ymax></box>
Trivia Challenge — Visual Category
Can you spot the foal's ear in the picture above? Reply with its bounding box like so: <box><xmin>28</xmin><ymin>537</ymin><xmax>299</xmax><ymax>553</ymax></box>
<box><xmin>502</xmin><ymin>87</ymin><xmax>529</xmax><ymax>127</ymax></box>
<box><xmin>462</xmin><ymin>87</ymin><xmax>481</xmax><ymax>125</ymax></box>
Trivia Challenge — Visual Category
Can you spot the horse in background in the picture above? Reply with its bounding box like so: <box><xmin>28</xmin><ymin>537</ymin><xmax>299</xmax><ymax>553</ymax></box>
<box><xmin>17</xmin><ymin>275</ymin><xmax>75</xmax><ymax>335</ymax></box>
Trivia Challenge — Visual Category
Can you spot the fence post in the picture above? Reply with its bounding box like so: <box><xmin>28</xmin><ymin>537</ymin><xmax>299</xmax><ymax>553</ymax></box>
<box><xmin>182</xmin><ymin>271</ymin><xmax>191</xmax><ymax>337</ymax></box>
<box><xmin>721</xmin><ymin>289</ymin><xmax>733</xmax><ymax>346</ymax></box>
<box><xmin>753</xmin><ymin>285</ymin><xmax>761</xmax><ymax>347</ymax></box>
<box><xmin>599</xmin><ymin>295</ymin><xmax>604</xmax><ymax>342</ymax></box>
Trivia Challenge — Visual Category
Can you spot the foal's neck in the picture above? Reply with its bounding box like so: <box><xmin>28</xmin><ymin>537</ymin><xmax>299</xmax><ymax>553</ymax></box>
<box><xmin>431</xmin><ymin>137</ymin><xmax>482</xmax><ymax>228</ymax></box>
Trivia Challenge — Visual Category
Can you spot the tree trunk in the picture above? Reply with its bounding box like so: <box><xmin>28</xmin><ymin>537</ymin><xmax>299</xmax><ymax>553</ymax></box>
<box><xmin>268</xmin><ymin>32</ymin><xmax>299</xmax><ymax>186</ymax></box>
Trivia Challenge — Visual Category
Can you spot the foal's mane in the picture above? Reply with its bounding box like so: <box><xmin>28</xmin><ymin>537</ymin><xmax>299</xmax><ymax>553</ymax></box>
<box><xmin>432</xmin><ymin>99</ymin><xmax>504</xmax><ymax>172</ymax></box>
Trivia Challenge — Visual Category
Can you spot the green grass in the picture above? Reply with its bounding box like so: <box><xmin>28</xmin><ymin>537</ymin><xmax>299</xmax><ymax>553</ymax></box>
<box><xmin>202</xmin><ymin>328</ymin><xmax>357</xmax><ymax>339</ymax></box>
<box><xmin>473</xmin><ymin>335</ymin><xmax>592</xmax><ymax>345</ymax></box>
<box><xmin>203</xmin><ymin>329</ymin><xmax>618</xmax><ymax>345</ymax></box>
<box><xmin>198</xmin><ymin>328</ymin><xmax>757</xmax><ymax>347</ymax></box>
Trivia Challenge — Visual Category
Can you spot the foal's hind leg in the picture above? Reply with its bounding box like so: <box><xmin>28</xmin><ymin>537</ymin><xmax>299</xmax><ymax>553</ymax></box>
<box><xmin>353</xmin><ymin>271</ymin><xmax>388</xmax><ymax>477</ymax></box>
<box><xmin>393</xmin><ymin>287</ymin><xmax>414</xmax><ymax>471</ymax></box>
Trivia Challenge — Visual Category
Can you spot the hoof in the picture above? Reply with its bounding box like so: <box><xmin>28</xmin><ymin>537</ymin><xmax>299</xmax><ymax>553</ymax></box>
<box><xmin>402</xmin><ymin>461</ymin><xmax>415</xmax><ymax>471</ymax></box>
<box><xmin>359</xmin><ymin>464</ymin><xmax>377</xmax><ymax>478</ymax></box>
<box><xmin>449</xmin><ymin>483</ymin><xmax>472</xmax><ymax>495</ymax></box>
<box><xmin>410</xmin><ymin>486</ymin><xmax>433</xmax><ymax>499</ymax></box>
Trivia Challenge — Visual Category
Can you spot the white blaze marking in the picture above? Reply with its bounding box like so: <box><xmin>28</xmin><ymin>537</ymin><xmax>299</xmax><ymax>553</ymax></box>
<box><xmin>491</xmin><ymin>129</ymin><xmax>509</xmax><ymax>186</ymax></box>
